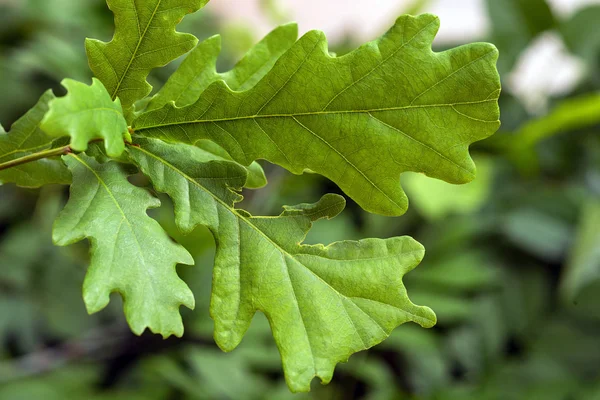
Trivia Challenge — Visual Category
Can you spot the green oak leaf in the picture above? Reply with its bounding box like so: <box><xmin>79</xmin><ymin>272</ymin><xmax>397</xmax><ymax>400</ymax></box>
<box><xmin>128</xmin><ymin>138</ymin><xmax>436</xmax><ymax>392</ymax></box>
<box><xmin>141</xmin><ymin>22</ymin><xmax>295</xmax><ymax>189</ymax></box>
<box><xmin>40</xmin><ymin>78</ymin><xmax>129</xmax><ymax>157</ymax></box>
<box><xmin>53</xmin><ymin>153</ymin><xmax>194</xmax><ymax>338</ymax></box>
<box><xmin>0</xmin><ymin>91</ymin><xmax>71</xmax><ymax>187</ymax></box>
<box><xmin>133</xmin><ymin>14</ymin><xmax>501</xmax><ymax>216</ymax></box>
<box><xmin>145</xmin><ymin>23</ymin><xmax>298</xmax><ymax>111</ymax></box>
<box><xmin>86</xmin><ymin>0</ymin><xmax>208</xmax><ymax>109</ymax></box>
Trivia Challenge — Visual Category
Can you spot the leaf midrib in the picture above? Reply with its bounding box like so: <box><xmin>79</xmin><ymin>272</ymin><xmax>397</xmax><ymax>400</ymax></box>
<box><xmin>136</xmin><ymin>99</ymin><xmax>497</xmax><ymax>205</ymax></box>
<box><xmin>111</xmin><ymin>0</ymin><xmax>163</xmax><ymax>100</ymax></box>
<box><xmin>69</xmin><ymin>153</ymin><xmax>149</xmax><ymax>274</ymax></box>
<box><xmin>130</xmin><ymin>145</ymin><xmax>350</xmax><ymax>278</ymax></box>
<box><xmin>135</xmin><ymin>99</ymin><xmax>499</xmax><ymax>131</ymax></box>
<box><xmin>129</xmin><ymin>145</ymin><xmax>430</xmax><ymax>321</ymax></box>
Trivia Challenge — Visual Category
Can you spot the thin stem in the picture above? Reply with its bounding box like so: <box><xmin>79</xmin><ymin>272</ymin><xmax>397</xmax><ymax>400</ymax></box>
<box><xmin>0</xmin><ymin>145</ymin><xmax>71</xmax><ymax>172</ymax></box>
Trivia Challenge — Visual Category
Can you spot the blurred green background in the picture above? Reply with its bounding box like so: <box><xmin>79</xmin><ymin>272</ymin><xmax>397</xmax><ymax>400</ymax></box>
<box><xmin>1</xmin><ymin>0</ymin><xmax>600</xmax><ymax>399</ymax></box>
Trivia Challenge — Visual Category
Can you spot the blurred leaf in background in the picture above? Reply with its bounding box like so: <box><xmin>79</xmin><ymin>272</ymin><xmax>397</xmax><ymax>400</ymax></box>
<box><xmin>402</xmin><ymin>156</ymin><xmax>494</xmax><ymax>221</ymax></box>
<box><xmin>485</xmin><ymin>0</ymin><xmax>557</xmax><ymax>76</ymax></box>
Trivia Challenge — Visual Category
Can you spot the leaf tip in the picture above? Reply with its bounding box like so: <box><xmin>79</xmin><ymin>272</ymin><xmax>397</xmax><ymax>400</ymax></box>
<box><xmin>278</xmin><ymin>21</ymin><xmax>299</xmax><ymax>38</ymax></box>
<box><xmin>282</xmin><ymin>193</ymin><xmax>346</xmax><ymax>221</ymax></box>
<box><xmin>206</xmin><ymin>33</ymin><xmax>222</xmax><ymax>47</ymax></box>
<box><xmin>82</xmin><ymin>286</ymin><xmax>111</xmax><ymax>316</ymax></box>
<box><xmin>417</xmin><ymin>306</ymin><xmax>437</xmax><ymax>328</ymax></box>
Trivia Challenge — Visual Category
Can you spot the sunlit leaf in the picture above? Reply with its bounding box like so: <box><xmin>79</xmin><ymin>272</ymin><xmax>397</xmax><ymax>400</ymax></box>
<box><xmin>133</xmin><ymin>14</ymin><xmax>501</xmax><ymax>216</ymax></box>
<box><xmin>194</xmin><ymin>140</ymin><xmax>267</xmax><ymax>189</ymax></box>
<box><xmin>146</xmin><ymin>23</ymin><xmax>298</xmax><ymax>111</ymax></box>
<box><xmin>85</xmin><ymin>0</ymin><xmax>208</xmax><ymax>109</ymax></box>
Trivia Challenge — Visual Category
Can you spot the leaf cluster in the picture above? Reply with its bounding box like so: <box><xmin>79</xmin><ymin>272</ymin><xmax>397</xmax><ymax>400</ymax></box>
<box><xmin>0</xmin><ymin>0</ymin><xmax>501</xmax><ymax>391</ymax></box>
<box><xmin>3</xmin><ymin>0</ymin><xmax>600</xmax><ymax>398</ymax></box>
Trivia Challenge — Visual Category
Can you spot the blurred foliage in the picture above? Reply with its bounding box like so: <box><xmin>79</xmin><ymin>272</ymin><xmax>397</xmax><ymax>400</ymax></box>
<box><xmin>506</xmin><ymin>93</ymin><xmax>600</xmax><ymax>175</ymax></box>
<box><xmin>485</xmin><ymin>0</ymin><xmax>557</xmax><ymax>76</ymax></box>
<box><xmin>1</xmin><ymin>0</ymin><xmax>600</xmax><ymax>399</ymax></box>
<box><xmin>401</xmin><ymin>156</ymin><xmax>493</xmax><ymax>221</ymax></box>
<box><xmin>561</xmin><ymin>5</ymin><xmax>600</xmax><ymax>87</ymax></box>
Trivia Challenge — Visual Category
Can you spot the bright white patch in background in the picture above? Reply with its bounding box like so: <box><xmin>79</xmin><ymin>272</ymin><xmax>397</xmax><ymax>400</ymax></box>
<box><xmin>204</xmin><ymin>1</ymin><xmax>272</xmax><ymax>37</ymax></box>
<box><xmin>207</xmin><ymin>0</ymin><xmax>600</xmax><ymax>45</ymax></box>
<box><xmin>279</xmin><ymin>0</ymin><xmax>407</xmax><ymax>43</ymax></box>
<box><xmin>206</xmin><ymin>0</ymin><xmax>489</xmax><ymax>44</ymax></box>
<box><xmin>508</xmin><ymin>32</ymin><xmax>586</xmax><ymax>114</ymax></box>
<box><xmin>427</xmin><ymin>0</ymin><xmax>488</xmax><ymax>44</ymax></box>
<box><xmin>548</xmin><ymin>0</ymin><xmax>600</xmax><ymax>17</ymax></box>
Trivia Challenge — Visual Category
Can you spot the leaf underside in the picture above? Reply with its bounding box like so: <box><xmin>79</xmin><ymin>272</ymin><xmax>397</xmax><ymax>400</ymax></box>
<box><xmin>128</xmin><ymin>138</ymin><xmax>436</xmax><ymax>392</ymax></box>
<box><xmin>133</xmin><ymin>14</ymin><xmax>501</xmax><ymax>216</ymax></box>
<box><xmin>53</xmin><ymin>153</ymin><xmax>194</xmax><ymax>338</ymax></box>
<box><xmin>0</xmin><ymin>91</ymin><xmax>71</xmax><ymax>187</ymax></box>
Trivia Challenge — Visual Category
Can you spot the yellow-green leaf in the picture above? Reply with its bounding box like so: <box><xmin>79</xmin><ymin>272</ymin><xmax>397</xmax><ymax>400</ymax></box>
<box><xmin>53</xmin><ymin>153</ymin><xmax>194</xmax><ymax>338</ymax></box>
<box><xmin>128</xmin><ymin>138</ymin><xmax>436</xmax><ymax>392</ymax></box>
<box><xmin>146</xmin><ymin>23</ymin><xmax>298</xmax><ymax>111</ymax></box>
<box><xmin>133</xmin><ymin>14</ymin><xmax>501</xmax><ymax>216</ymax></box>
<box><xmin>85</xmin><ymin>0</ymin><xmax>208</xmax><ymax>109</ymax></box>
<box><xmin>40</xmin><ymin>78</ymin><xmax>129</xmax><ymax>157</ymax></box>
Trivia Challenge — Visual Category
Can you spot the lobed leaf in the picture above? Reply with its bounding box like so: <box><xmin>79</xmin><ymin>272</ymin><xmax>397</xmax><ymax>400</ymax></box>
<box><xmin>133</xmin><ymin>14</ymin><xmax>501</xmax><ymax>216</ymax></box>
<box><xmin>86</xmin><ymin>0</ymin><xmax>208</xmax><ymax>109</ymax></box>
<box><xmin>53</xmin><ymin>153</ymin><xmax>194</xmax><ymax>338</ymax></box>
<box><xmin>0</xmin><ymin>91</ymin><xmax>71</xmax><ymax>187</ymax></box>
<box><xmin>128</xmin><ymin>138</ymin><xmax>436</xmax><ymax>392</ymax></box>
<box><xmin>183</xmin><ymin>139</ymin><xmax>267</xmax><ymax>189</ymax></box>
<box><xmin>145</xmin><ymin>23</ymin><xmax>299</xmax><ymax>111</ymax></box>
<box><xmin>40</xmin><ymin>78</ymin><xmax>129</xmax><ymax>157</ymax></box>
<box><xmin>142</xmin><ymin>22</ymin><xmax>298</xmax><ymax>189</ymax></box>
